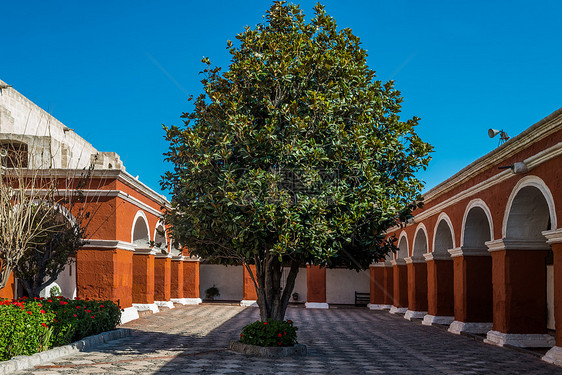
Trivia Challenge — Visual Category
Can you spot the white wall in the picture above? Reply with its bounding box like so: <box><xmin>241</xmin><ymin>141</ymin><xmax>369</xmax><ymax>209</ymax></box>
<box><xmin>326</xmin><ymin>268</ymin><xmax>370</xmax><ymax>305</ymax></box>
<box><xmin>199</xmin><ymin>264</ymin><xmax>243</xmax><ymax>301</ymax></box>
<box><xmin>281</xmin><ymin>267</ymin><xmax>307</xmax><ymax>303</ymax></box>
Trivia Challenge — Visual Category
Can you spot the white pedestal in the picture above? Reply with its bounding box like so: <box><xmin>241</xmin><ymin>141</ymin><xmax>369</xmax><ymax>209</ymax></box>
<box><xmin>305</xmin><ymin>302</ymin><xmax>329</xmax><ymax>309</ymax></box>
<box><xmin>543</xmin><ymin>346</ymin><xmax>562</xmax><ymax>366</ymax></box>
<box><xmin>448</xmin><ymin>321</ymin><xmax>492</xmax><ymax>334</ymax></box>
<box><xmin>155</xmin><ymin>301</ymin><xmax>175</xmax><ymax>309</ymax></box>
<box><xmin>171</xmin><ymin>298</ymin><xmax>202</xmax><ymax>305</ymax></box>
<box><xmin>404</xmin><ymin>310</ymin><xmax>427</xmax><ymax>320</ymax></box>
<box><xmin>485</xmin><ymin>330</ymin><xmax>556</xmax><ymax>347</ymax></box>
<box><xmin>120</xmin><ymin>306</ymin><xmax>140</xmax><ymax>324</ymax></box>
<box><xmin>240</xmin><ymin>300</ymin><xmax>258</xmax><ymax>307</ymax></box>
<box><xmin>389</xmin><ymin>306</ymin><xmax>408</xmax><ymax>314</ymax></box>
<box><xmin>422</xmin><ymin>314</ymin><xmax>454</xmax><ymax>326</ymax></box>
<box><xmin>132</xmin><ymin>303</ymin><xmax>160</xmax><ymax>314</ymax></box>
<box><xmin>367</xmin><ymin>304</ymin><xmax>392</xmax><ymax>310</ymax></box>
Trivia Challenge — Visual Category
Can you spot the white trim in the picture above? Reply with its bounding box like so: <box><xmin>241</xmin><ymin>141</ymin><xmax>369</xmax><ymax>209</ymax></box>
<box><xmin>132</xmin><ymin>303</ymin><xmax>160</xmax><ymax>314</ymax></box>
<box><xmin>171</xmin><ymin>298</ymin><xmax>202</xmax><ymax>305</ymax></box>
<box><xmin>155</xmin><ymin>301</ymin><xmax>175</xmax><ymax>309</ymax></box>
<box><xmin>542</xmin><ymin>228</ymin><xmax>562</xmax><ymax>244</ymax></box>
<box><xmin>368</xmin><ymin>304</ymin><xmax>392</xmax><ymax>310</ymax></box>
<box><xmin>404</xmin><ymin>257</ymin><xmax>425</xmax><ymax>264</ymax></box>
<box><xmin>82</xmin><ymin>239</ymin><xmax>135</xmax><ymax>251</ymax></box>
<box><xmin>397</xmin><ymin>231</ymin><xmax>409</xmax><ymax>260</ymax></box>
<box><xmin>448</xmin><ymin>321</ymin><xmax>492</xmax><ymax>334</ymax></box>
<box><xmin>132</xmin><ymin>210</ymin><xmax>151</xmax><ymax>244</ymax></box>
<box><xmin>448</xmin><ymin>247</ymin><xmax>491</xmax><ymax>258</ymax></box>
<box><xmin>486</xmin><ymin>239</ymin><xmax>550</xmax><ymax>252</ymax></box>
<box><xmin>389</xmin><ymin>306</ymin><xmax>408</xmax><ymax>314</ymax></box>
<box><xmin>423</xmin><ymin>252</ymin><xmax>451</xmax><ymax>261</ymax></box>
<box><xmin>502</xmin><ymin>175</ymin><xmax>557</xmax><ymax>239</ymax></box>
<box><xmin>543</xmin><ymin>346</ymin><xmax>562</xmax><ymax>366</ymax></box>
<box><xmin>412</xmin><ymin>223</ymin><xmax>429</xmax><ymax>257</ymax></box>
<box><xmin>485</xmin><ymin>330</ymin><xmax>555</xmax><ymax>348</ymax></box>
<box><xmin>133</xmin><ymin>247</ymin><xmax>157</xmax><ymax>255</ymax></box>
<box><xmin>305</xmin><ymin>302</ymin><xmax>329</xmax><ymax>309</ymax></box>
<box><xmin>460</xmin><ymin>199</ymin><xmax>494</xmax><ymax>247</ymax></box>
<box><xmin>422</xmin><ymin>315</ymin><xmax>454</xmax><ymax>326</ymax></box>
<box><xmin>432</xmin><ymin>213</ymin><xmax>456</xmax><ymax>253</ymax></box>
<box><xmin>240</xmin><ymin>300</ymin><xmax>258</xmax><ymax>307</ymax></box>
<box><xmin>120</xmin><ymin>307</ymin><xmax>140</xmax><ymax>324</ymax></box>
<box><xmin>404</xmin><ymin>310</ymin><xmax>427</xmax><ymax>320</ymax></box>
<box><xmin>390</xmin><ymin>259</ymin><xmax>406</xmax><ymax>266</ymax></box>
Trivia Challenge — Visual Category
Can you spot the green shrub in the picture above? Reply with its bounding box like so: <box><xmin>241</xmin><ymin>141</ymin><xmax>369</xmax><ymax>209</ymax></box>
<box><xmin>239</xmin><ymin>319</ymin><xmax>298</xmax><ymax>347</ymax></box>
<box><xmin>0</xmin><ymin>297</ymin><xmax>121</xmax><ymax>361</ymax></box>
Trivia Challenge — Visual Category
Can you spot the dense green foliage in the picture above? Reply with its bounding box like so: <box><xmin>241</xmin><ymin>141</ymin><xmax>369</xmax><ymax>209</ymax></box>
<box><xmin>0</xmin><ymin>297</ymin><xmax>120</xmax><ymax>361</ymax></box>
<box><xmin>162</xmin><ymin>1</ymin><xmax>432</xmax><ymax>321</ymax></box>
<box><xmin>240</xmin><ymin>319</ymin><xmax>298</xmax><ymax>347</ymax></box>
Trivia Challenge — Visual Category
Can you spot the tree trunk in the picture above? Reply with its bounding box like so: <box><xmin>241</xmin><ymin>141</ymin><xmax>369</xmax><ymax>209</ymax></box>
<box><xmin>246</xmin><ymin>256</ymin><xmax>301</xmax><ymax>321</ymax></box>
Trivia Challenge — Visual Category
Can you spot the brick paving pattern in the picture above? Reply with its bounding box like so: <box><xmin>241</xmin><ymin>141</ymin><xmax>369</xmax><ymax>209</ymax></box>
<box><xmin>14</xmin><ymin>304</ymin><xmax>562</xmax><ymax>374</ymax></box>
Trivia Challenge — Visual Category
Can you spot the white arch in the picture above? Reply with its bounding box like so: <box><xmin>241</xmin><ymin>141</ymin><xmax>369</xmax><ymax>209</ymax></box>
<box><xmin>131</xmin><ymin>210</ymin><xmax>151</xmax><ymax>246</ymax></box>
<box><xmin>396</xmin><ymin>231</ymin><xmax>409</xmax><ymax>259</ymax></box>
<box><xmin>412</xmin><ymin>223</ymin><xmax>429</xmax><ymax>257</ymax></box>
<box><xmin>502</xmin><ymin>175</ymin><xmax>557</xmax><ymax>239</ymax></box>
<box><xmin>460</xmin><ymin>199</ymin><xmax>494</xmax><ymax>247</ymax></box>
<box><xmin>432</xmin><ymin>212</ymin><xmax>456</xmax><ymax>253</ymax></box>
<box><xmin>153</xmin><ymin>221</ymin><xmax>168</xmax><ymax>252</ymax></box>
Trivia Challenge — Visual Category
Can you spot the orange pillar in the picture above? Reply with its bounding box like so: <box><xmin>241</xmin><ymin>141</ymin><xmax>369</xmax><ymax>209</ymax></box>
<box><xmin>448</xmin><ymin>247</ymin><xmax>493</xmax><ymax>334</ymax></box>
<box><xmin>369</xmin><ymin>263</ymin><xmax>390</xmax><ymax>309</ymax></box>
<box><xmin>382</xmin><ymin>262</ymin><xmax>394</xmax><ymax>307</ymax></box>
<box><xmin>390</xmin><ymin>260</ymin><xmax>408</xmax><ymax>314</ymax></box>
<box><xmin>182</xmin><ymin>259</ymin><xmax>201</xmax><ymax>304</ymax></box>
<box><xmin>241</xmin><ymin>264</ymin><xmax>258</xmax><ymax>306</ymax></box>
<box><xmin>76</xmin><ymin>247</ymin><xmax>134</xmax><ymax>308</ymax></box>
<box><xmin>423</xmin><ymin>252</ymin><xmax>454</xmax><ymax>325</ymax></box>
<box><xmin>170</xmin><ymin>256</ymin><xmax>184</xmax><ymax>300</ymax></box>
<box><xmin>543</xmin><ymin>230</ymin><xmax>562</xmax><ymax>365</ymax></box>
<box><xmin>154</xmin><ymin>254</ymin><xmax>172</xmax><ymax>307</ymax></box>
<box><xmin>306</xmin><ymin>265</ymin><xmax>328</xmax><ymax>308</ymax></box>
<box><xmin>0</xmin><ymin>271</ymin><xmax>15</xmax><ymax>299</ymax></box>
<box><xmin>132</xmin><ymin>249</ymin><xmax>155</xmax><ymax>305</ymax></box>
<box><xmin>485</xmin><ymin>239</ymin><xmax>554</xmax><ymax>347</ymax></box>
<box><xmin>405</xmin><ymin>257</ymin><xmax>428</xmax><ymax>320</ymax></box>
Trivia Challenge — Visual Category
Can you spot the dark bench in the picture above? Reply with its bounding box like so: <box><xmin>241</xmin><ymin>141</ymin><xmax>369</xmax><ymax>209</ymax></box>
<box><xmin>355</xmin><ymin>291</ymin><xmax>370</xmax><ymax>306</ymax></box>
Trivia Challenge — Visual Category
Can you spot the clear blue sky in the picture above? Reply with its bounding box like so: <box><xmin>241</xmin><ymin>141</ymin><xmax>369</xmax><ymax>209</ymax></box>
<box><xmin>1</xmin><ymin>1</ymin><xmax>561</xmax><ymax>196</ymax></box>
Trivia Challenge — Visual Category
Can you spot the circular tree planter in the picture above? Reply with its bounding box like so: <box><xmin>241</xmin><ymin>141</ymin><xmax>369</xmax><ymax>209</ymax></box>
<box><xmin>230</xmin><ymin>340</ymin><xmax>307</xmax><ymax>358</ymax></box>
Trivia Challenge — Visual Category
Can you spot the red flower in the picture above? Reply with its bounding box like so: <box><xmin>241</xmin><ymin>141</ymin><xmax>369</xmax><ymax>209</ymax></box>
<box><xmin>47</xmin><ymin>299</ymin><xmax>53</xmax><ymax>303</ymax></box>
<box><xmin>73</xmin><ymin>314</ymin><xmax>77</xmax><ymax>317</ymax></box>
<box><xmin>38</xmin><ymin>303</ymin><xmax>42</xmax><ymax>307</ymax></box>
<box><xmin>100</xmin><ymin>305</ymin><xmax>104</xmax><ymax>308</ymax></box>
<box><xmin>284</xmin><ymin>332</ymin><xmax>287</xmax><ymax>335</ymax></box>
<box><xmin>240</xmin><ymin>334</ymin><xmax>242</xmax><ymax>337</ymax></box>
<box><xmin>287</xmin><ymin>320</ymin><xmax>292</xmax><ymax>324</ymax></box>
<box><xmin>27</xmin><ymin>311</ymin><xmax>32</xmax><ymax>315</ymax></box>
<box><xmin>76</xmin><ymin>306</ymin><xmax>81</xmax><ymax>309</ymax></box>
<box><xmin>278</xmin><ymin>333</ymin><xmax>282</xmax><ymax>337</ymax></box>
<box><xmin>41</xmin><ymin>323</ymin><xmax>47</xmax><ymax>327</ymax></box>
<box><xmin>277</xmin><ymin>342</ymin><xmax>282</xmax><ymax>346</ymax></box>
<box><xmin>86</xmin><ymin>310</ymin><xmax>92</xmax><ymax>313</ymax></box>
<box><xmin>40</xmin><ymin>310</ymin><xmax>45</xmax><ymax>314</ymax></box>
<box><xmin>91</xmin><ymin>315</ymin><xmax>95</xmax><ymax>319</ymax></box>
<box><xmin>263</xmin><ymin>322</ymin><xmax>268</xmax><ymax>325</ymax></box>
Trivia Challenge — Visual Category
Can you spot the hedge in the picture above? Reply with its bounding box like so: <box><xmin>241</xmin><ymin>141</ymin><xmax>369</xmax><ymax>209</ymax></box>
<box><xmin>0</xmin><ymin>296</ymin><xmax>120</xmax><ymax>361</ymax></box>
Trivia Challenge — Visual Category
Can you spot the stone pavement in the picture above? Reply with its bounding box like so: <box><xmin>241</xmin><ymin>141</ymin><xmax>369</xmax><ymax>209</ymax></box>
<box><xmin>13</xmin><ymin>304</ymin><xmax>562</xmax><ymax>374</ymax></box>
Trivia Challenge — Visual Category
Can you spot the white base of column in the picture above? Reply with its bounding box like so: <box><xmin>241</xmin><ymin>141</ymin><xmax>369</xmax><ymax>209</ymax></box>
<box><xmin>543</xmin><ymin>346</ymin><xmax>562</xmax><ymax>366</ymax></box>
<box><xmin>448</xmin><ymin>321</ymin><xmax>492</xmax><ymax>334</ymax></box>
<box><xmin>132</xmin><ymin>303</ymin><xmax>160</xmax><ymax>314</ymax></box>
<box><xmin>240</xmin><ymin>300</ymin><xmax>258</xmax><ymax>307</ymax></box>
<box><xmin>120</xmin><ymin>306</ymin><xmax>140</xmax><ymax>324</ymax></box>
<box><xmin>155</xmin><ymin>301</ymin><xmax>175</xmax><ymax>309</ymax></box>
<box><xmin>404</xmin><ymin>310</ymin><xmax>427</xmax><ymax>320</ymax></box>
<box><xmin>389</xmin><ymin>306</ymin><xmax>408</xmax><ymax>314</ymax></box>
<box><xmin>485</xmin><ymin>330</ymin><xmax>556</xmax><ymax>348</ymax></box>
<box><xmin>367</xmin><ymin>304</ymin><xmax>392</xmax><ymax>310</ymax></box>
<box><xmin>422</xmin><ymin>315</ymin><xmax>454</xmax><ymax>326</ymax></box>
<box><xmin>171</xmin><ymin>298</ymin><xmax>202</xmax><ymax>305</ymax></box>
<box><xmin>305</xmin><ymin>302</ymin><xmax>329</xmax><ymax>309</ymax></box>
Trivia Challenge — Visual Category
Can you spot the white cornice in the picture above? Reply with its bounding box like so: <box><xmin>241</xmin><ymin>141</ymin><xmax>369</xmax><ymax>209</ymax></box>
<box><xmin>133</xmin><ymin>247</ymin><xmax>157</xmax><ymax>255</ymax></box>
<box><xmin>423</xmin><ymin>252</ymin><xmax>451</xmax><ymax>261</ymax></box>
<box><xmin>542</xmin><ymin>229</ymin><xmax>562</xmax><ymax>244</ymax></box>
<box><xmin>390</xmin><ymin>259</ymin><xmax>406</xmax><ymax>266</ymax></box>
<box><xmin>448</xmin><ymin>246</ymin><xmax>490</xmax><ymax>258</ymax></box>
<box><xmin>83</xmin><ymin>239</ymin><xmax>135</xmax><ymax>251</ymax></box>
<box><xmin>154</xmin><ymin>252</ymin><xmax>173</xmax><ymax>259</ymax></box>
<box><xmin>486</xmin><ymin>238</ymin><xmax>551</xmax><ymax>252</ymax></box>
<box><xmin>405</xmin><ymin>256</ymin><xmax>425</xmax><ymax>264</ymax></box>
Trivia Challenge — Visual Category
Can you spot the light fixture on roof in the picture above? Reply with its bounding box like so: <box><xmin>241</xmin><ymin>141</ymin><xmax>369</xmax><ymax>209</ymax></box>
<box><xmin>488</xmin><ymin>128</ymin><xmax>510</xmax><ymax>146</ymax></box>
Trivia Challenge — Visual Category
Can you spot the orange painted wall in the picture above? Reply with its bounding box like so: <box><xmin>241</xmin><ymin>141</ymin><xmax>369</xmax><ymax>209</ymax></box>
<box><xmin>307</xmin><ymin>265</ymin><xmax>326</xmax><ymax>303</ymax></box>
<box><xmin>491</xmin><ymin>249</ymin><xmax>548</xmax><ymax>334</ymax></box>
<box><xmin>453</xmin><ymin>256</ymin><xmax>492</xmax><ymax>323</ymax></box>
<box><xmin>243</xmin><ymin>265</ymin><xmax>258</xmax><ymax>300</ymax></box>
<box><xmin>552</xmin><ymin>244</ymin><xmax>562</xmax><ymax>346</ymax></box>
<box><xmin>427</xmin><ymin>259</ymin><xmax>454</xmax><ymax>317</ymax></box>
<box><xmin>170</xmin><ymin>259</ymin><xmax>184</xmax><ymax>299</ymax></box>
<box><xmin>132</xmin><ymin>253</ymin><xmax>155</xmax><ymax>304</ymax></box>
<box><xmin>383</xmin><ymin>266</ymin><xmax>394</xmax><ymax>306</ymax></box>
<box><xmin>154</xmin><ymin>257</ymin><xmax>171</xmax><ymax>301</ymax></box>
<box><xmin>183</xmin><ymin>261</ymin><xmax>200</xmax><ymax>298</ymax></box>
<box><xmin>0</xmin><ymin>272</ymin><xmax>15</xmax><ymax>299</ymax></box>
<box><xmin>407</xmin><ymin>262</ymin><xmax>428</xmax><ymax>312</ymax></box>
<box><xmin>370</xmin><ymin>266</ymin><xmax>385</xmax><ymax>305</ymax></box>
<box><xmin>393</xmin><ymin>264</ymin><xmax>408</xmax><ymax>308</ymax></box>
<box><xmin>76</xmin><ymin>248</ymin><xmax>133</xmax><ymax>308</ymax></box>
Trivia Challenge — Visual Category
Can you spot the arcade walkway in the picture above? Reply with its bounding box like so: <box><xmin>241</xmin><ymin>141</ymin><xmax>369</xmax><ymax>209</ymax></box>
<box><xmin>16</xmin><ymin>304</ymin><xmax>562</xmax><ymax>374</ymax></box>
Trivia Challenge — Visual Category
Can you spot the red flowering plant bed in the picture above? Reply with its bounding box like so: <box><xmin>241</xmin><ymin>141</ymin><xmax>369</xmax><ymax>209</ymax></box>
<box><xmin>239</xmin><ymin>320</ymin><xmax>298</xmax><ymax>347</ymax></box>
<box><xmin>0</xmin><ymin>296</ymin><xmax>120</xmax><ymax>361</ymax></box>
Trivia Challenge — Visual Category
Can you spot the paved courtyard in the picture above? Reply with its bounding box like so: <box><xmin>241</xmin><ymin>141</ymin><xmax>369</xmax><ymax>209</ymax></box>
<box><xmin>14</xmin><ymin>304</ymin><xmax>562</xmax><ymax>374</ymax></box>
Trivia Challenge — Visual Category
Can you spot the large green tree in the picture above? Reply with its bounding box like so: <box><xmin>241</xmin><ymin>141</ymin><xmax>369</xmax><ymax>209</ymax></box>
<box><xmin>162</xmin><ymin>2</ymin><xmax>432</xmax><ymax>321</ymax></box>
